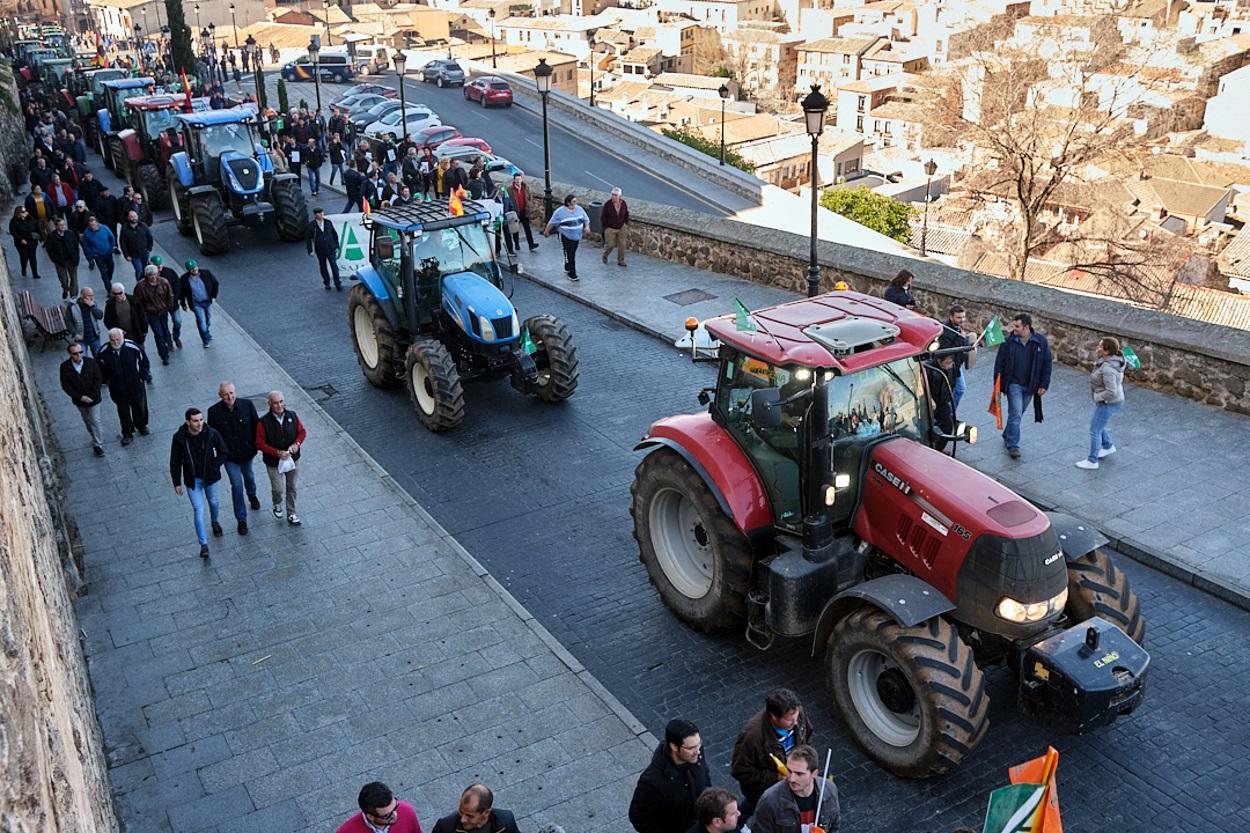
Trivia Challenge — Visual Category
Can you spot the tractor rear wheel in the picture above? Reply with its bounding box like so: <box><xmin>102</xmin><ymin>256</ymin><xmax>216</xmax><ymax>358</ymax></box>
<box><xmin>347</xmin><ymin>284</ymin><xmax>402</xmax><ymax>388</ymax></box>
<box><xmin>631</xmin><ymin>448</ymin><xmax>752</xmax><ymax>631</ymax></box>
<box><xmin>108</xmin><ymin>136</ymin><xmax>128</xmax><ymax>179</ymax></box>
<box><xmin>826</xmin><ymin>609</ymin><xmax>989</xmax><ymax>778</ymax></box>
<box><xmin>168</xmin><ymin>167</ymin><xmax>192</xmax><ymax>236</ymax></box>
<box><xmin>271</xmin><ymin>176</ymin><xmax>307</xmax><ymax>241</ymax></box>
<box><xmin>521</xmin><ymin>314</ymin><xmax>579</xmax><ymax>403</ymax></box>
<box><xmin>139</xmin><ymin>162</ymin><xmax>167</xmax><ymax>210</ymax></box>
<box><xmin>405</xmin><ymin>339</ymin><xmax>465</xmax><ymax>432</ymax></box>
<box><xmin>1065</xmin><ymin>548</ymin><xmax>1146</xmax><ymax>645</ymax></box>
<box><xmin>191</xmin><ymin>193</ymin><xmax>230</xmax><ymax>255</ymax></box>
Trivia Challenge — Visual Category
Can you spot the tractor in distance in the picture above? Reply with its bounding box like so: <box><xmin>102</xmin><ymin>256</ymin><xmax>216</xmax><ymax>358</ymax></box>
<box><xmin>106</xmin><ymin>92</ymin><xmax>196</xmax><ymax>209</ymax></box>
<box><xmin>72</xmin><ymin>66</ymin><xmax>126</xmax><ymax>148</ymax></box>
<box><xmin>347</xmin><ymin>200</ymin><xmax>579</xmax><ymax>431</ymax></box>
<box><xmin>166</xmin><ymin>108</ymin><xmax>307</xmax><ymax>255</ymax></box>
<box><xmin>94</xmin><ymin>76</ymin><xmax>157</xmax><ymax>166</ymax></box>
<box><xmin>632</xmin><ymin>291</ymin><xmax>1149</xmax><ymax>778</ymax></box>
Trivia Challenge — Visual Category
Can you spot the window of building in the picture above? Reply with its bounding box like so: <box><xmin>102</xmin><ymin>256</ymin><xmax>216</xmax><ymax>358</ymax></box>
<box><xmin>857</xmin><ymin>95</ymin><xmax>866</xmax><ymax>111</ymax></box>
<box><xmin>855</xmin><ymin>114</ymin><xmax>863</xmax><ymax>131</ymax></box>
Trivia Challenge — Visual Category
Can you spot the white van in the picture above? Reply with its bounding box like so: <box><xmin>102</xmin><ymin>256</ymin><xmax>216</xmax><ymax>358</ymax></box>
<box><xmin>351</xmin><ymin>44</ymin><xmax>390</xmax><ymax>75</ymax></box>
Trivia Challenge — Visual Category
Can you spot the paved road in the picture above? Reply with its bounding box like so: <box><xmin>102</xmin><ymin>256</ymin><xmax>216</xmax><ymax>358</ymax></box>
<box><xmin>128</xmin><ymin>188</ymin><xmax>1250</xmax><ymax>832</ymax></box>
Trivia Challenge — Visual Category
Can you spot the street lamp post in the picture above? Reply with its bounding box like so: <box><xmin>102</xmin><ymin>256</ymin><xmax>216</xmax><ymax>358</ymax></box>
<box><xmin>194</xmin><ymin>4</ymin><xmax>201</xmax><ymax>31</ymax></box>
<box><xmin>133</xmin><ymin>23</ymin><xmax>143</xmax><ymax>65</ymax></box>
<box><xmin>246</xmin><ymin>33</ymin><xmax>265</xmax><ymax>107</ymax></box>
<box><xmin>921</xmin><ymin>158</ymin><xmax>937</xmax><ymax>257</ymax></box>
<box><xmin>230</xmin><ymin>4</ymin><xmax>239</xmax><ymax>50</ymax></box>
<box><xmin>323</xmin><ymin>0</ymin><xmax>333</xmax><ymax>46</ymax></box>
<box><xmin>489</xmin><ymin>9</ymin><xmax>497</xmax><ymax>69</ymax></box>
<box><xmin>393</xmin><ymin>50</ymin><xmax>407</xmax><ymax>135</ymax></box>
<box><xmin>534</xmin><ymin>58</ymin><xmax>554</xmax><ymax>222</ymax></box>
<box><xmin>801</xmin><ymin>84</ymin><xmax>828</xmax><ymax>298</ymax></box>
<box><xmin>718</xmin><ymin>83</ymin><xmax>729</xmax><ymax>166</ymax></box>
<box><xmin>309</xmin><ymin>38</ymin><xmax>322</xmax><ymax>111</ymax></box>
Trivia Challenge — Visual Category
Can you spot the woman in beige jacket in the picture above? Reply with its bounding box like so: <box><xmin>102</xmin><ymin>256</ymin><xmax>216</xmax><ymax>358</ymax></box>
<box><xmin>1076</xmin><ymin>336</ymin><xmax>1126</xmax><ymax>470</ymax></box>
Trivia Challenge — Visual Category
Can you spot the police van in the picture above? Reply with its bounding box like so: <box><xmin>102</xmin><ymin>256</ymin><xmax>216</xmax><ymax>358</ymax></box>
<box><xmin>280</xmin><ymin>51</ymin><xmax>364</xmax><ymax>83</ymax></box>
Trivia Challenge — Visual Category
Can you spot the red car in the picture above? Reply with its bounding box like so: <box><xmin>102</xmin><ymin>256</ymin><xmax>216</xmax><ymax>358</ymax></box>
<box><xmin>440</xmin><ymin>137</ymin><xmax>493</xmax><ymax>154</ymax></box>
<box><xmin>463</xmin><ymin>76</ymin><xmax>514</xmax><ymax>108</ymax></box>
<box><xmin>412</xmin><ymin>125</ymin><xmax>462</xmax><ymax>149</ymax></box>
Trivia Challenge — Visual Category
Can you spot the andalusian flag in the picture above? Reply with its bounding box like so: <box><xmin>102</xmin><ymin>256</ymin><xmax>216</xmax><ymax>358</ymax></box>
<box><xmin>520</xmin><ymin>328</ymin><xmax>537</xmax><ymax>355</ymax></box>
<box><xmin>983</xmin><ymin>747</ymin><xmax>1062</xmax><ymax>833</ymax></box>
<box><xmin>734</xmin><ymin>298</ymin><xmax>757</xmax><ymax>332</ymax></box>
<box><xmin>982</xmin><ymin>315</ymin><xmax>1005</xmax><ymax>347</ymax></box>
<box><xmin>1122</xmin><ymin>343</ymin><xmax>1142</xmax><ymax>369</ymax></box>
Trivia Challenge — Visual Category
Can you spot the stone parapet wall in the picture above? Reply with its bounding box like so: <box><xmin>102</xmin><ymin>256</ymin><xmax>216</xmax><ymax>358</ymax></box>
<box><xmin>526</xmin><ymin>181</ymin><xmax>1250</xmax><ymax>414</ymax></box>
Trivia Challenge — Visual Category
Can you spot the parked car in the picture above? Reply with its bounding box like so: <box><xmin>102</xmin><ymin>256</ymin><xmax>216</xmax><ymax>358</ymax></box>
<box><xmin>441</xmin><ymin>136</ymin><xmax>492</xmax><ymax>154</ymax></box>
<box><xmin>363</xmin><ymin>105</ymin><xmax>441</xmax><ymax>139</ymax></box>
<box><xmin>420</xmin><ymin>59</ymin><xmax>464</xmax><ymax>87</ymax></box>
<box><xmin>434</xmin><ymin>144</ymin><xmax>522</xmax><ymax>178</ymax></box>
<box><xmin>463</xmin><ymin>76</ymin><xmax>513</xmax><ymax>107</ymax></box>
<box><xmin>343</xmin><ymin>94</ymin><xmax>392</xmax><ymax>117</ymax></box>
<box><xmin>412</xmin><ymin>124</ymin><xmax>462</xmax><ymax>150</ymax></box>
<box><xmin>353</xmin><ymin>98</ymin><xmax>405</xmax><ymax>128</ymax></box>
<box><xmin>280</xmin><ymin>51</ymin><xmax>364</xmax><ymax>83</ymax></box>
<box><xmin>330</xmin><ymin>83</ymin><xmax>397</xmax><ymax>106</ymax></box>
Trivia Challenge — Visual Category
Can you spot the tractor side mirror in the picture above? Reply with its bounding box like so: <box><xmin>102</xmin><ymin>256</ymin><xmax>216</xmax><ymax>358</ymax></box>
<box><xmin>750</xmin><ymin>388</ymin><xmax>782</xmax><ymax>429</ymax></box>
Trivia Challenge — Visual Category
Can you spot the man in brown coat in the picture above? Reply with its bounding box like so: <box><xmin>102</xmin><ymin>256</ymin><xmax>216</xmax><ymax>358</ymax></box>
<box><xmin>132</xmin><ymin>265</ymin><xmax>176</xmax><ymax>364</ymax></box>
<box><xmin>600</xmin><ymin>186</ymin><xmax>630</xmax><ymax>267</ymax></box>
<box><xmin>730</xmin><ymin>688</ymin><xmax>814</xmax><ymax>817</ymax></box>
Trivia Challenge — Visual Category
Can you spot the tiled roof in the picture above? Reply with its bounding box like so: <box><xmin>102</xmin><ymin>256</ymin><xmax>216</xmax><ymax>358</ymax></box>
<box><xmin>908</xmin><ymin>222</ymin><xmax>972</xmax><ymax>256</ymax></box>
<box><xmin>1126</xmin><ymin>176</ymin><xmax>1232</xmax><ymax>219</ymax></box>
<box><xmin>799</xmin><ymin>37</ymin><xmax>878</xmax><ymax>55</ymax></box>
<box><xmin>1218</xmin><ymin>224</ymin><xmax>1250</xmax><ymax>279</ymax></box>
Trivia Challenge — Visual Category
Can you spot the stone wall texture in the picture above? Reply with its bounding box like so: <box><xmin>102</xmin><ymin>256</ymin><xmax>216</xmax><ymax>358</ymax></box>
<box><xmin>527</xmin><ymin>181</ymin><xmax>1250</xmax><ymax>415</ymax></box>
<box><xmin>0</xmin><ymin>230</ymin><xmax>119</xmax><ymax>830</ymax></box>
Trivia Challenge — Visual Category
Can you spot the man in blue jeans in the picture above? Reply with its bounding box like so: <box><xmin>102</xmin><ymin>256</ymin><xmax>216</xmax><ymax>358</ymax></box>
<box><xmin>207</xmin><ymin>381</ymin><xmax>262</xmax><ymax>535</ymax></box>
<box><xmin>992</xmin><ymin>312</ymin><xmax>1053</xmax><ymax>459</ymax></box>
<box><xmin>170</xmin><ymin>407</ymin><xmax>230</xmax><ymax>559</ymax></box>
<box><xmin>178</xmin><ymin>259</ymin><xmax>220</xmax><ymax>347</ymax></box>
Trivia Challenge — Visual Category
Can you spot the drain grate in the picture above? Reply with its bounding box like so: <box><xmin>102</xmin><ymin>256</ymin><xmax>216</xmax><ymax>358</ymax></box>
<box><xmin>663</xmin><ymin>288</ymin><xmax>717</xmax><ymax>306</ymax></box>
<box><xmin>302</xmin><ymin>383</ymin><xmax>338</xmax><ymax>403</ymax></box>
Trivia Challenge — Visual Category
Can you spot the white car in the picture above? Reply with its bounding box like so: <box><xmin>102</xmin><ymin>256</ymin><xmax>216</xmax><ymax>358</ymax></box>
<box><xmin>362</xmin><ymin>106</ymin><xmax>441</xmax><ymax>140</ymax></box>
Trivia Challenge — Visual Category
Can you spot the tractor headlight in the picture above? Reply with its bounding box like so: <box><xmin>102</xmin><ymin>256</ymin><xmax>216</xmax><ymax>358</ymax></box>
<box><xmin>996</xmin><ymin>587</ymin><xmax>1068</xmax><ymax>624</ymax></box>
<box><xmin>478</xmin><ymin>314</ymin><xmax>496</xmax><ymax>342</ymax></box>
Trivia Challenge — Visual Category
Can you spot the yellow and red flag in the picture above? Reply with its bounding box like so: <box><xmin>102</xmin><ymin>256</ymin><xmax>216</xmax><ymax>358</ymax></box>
<box><xmin>448</xmin><ymin>189</ymin><xmax>463</xmax><ymax>217</ymax></box>
<box><xmin>988</xmin><ymin>373</ymin><xmax>1003</xmax><ymax>430</ymax></box>
<box><xmin>179</xmin><ymin>69</ymin><xmax>193</xmax><ymax>112</ymax></box>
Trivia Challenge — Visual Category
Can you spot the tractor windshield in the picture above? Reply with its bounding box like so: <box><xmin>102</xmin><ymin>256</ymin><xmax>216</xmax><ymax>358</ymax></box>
<box><xmin>197</xmin><ymin>122</ymin><xmax>255</xmax><ymax>160</ymax></box>
<box><xmin>144</xmin><ymin>108</ymin><xmax>177</xmax><ymax>136</ymax></box>
<box><xmin>827</xmin><ymin>358</ymin><xmax>927</xmax><ymax>443</ymax></box>
<box><xmin>411</xmin><ymin>223</ymin><xmax>495</xmax><ymax>284</ymax></box>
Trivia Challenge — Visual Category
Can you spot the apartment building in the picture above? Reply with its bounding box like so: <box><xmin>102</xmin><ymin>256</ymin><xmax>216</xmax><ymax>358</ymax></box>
<box><xmin>651</xmin><ymin>0</ymin><xmax>776</xmax><ymax>31</ymax></box>
<box><xmin>497</xmin><ymin>15</ymin><xmax>613</xmax><ymax>60</ymax></box>
<box><xmin>721</xmin><ymin>23</ymin><xmax>801</xmax><ymax>98</ymax></box>
<box><xmin>794</xmin><ymin>36</ymin><xmax>878</xmax><ymax>92</ymax></box>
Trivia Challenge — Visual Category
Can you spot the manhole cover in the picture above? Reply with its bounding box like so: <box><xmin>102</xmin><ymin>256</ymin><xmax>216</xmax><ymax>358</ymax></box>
<box><xmin>302</xmin><ymin>383</ymin><xmax>338</xmax><ymax>402</ymax></box>
<box><xmin>663</xmin><ymin>288</ymin><xmax>717</xmax><ymax>306</ymax></box>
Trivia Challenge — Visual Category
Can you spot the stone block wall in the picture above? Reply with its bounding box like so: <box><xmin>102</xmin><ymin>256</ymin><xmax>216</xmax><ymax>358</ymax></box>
<box><xmin>526</xmin><ymin>181</ymin><xmax>1250</xmax><ymax>415</ymax></box>
<box><xmin>0</xmin><ymin>250</ymin><xmax>119</xmax><ymax>829</ymax></box>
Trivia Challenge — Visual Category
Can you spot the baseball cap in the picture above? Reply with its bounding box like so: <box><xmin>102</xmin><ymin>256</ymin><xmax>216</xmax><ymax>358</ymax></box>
<box><xmin>184</xmin><ymin>258</ymin><xmax>197</xmax><ymax>269</ymax></box>
<box><xmin>150</xmin><ymin>254</ymin><xmax>163</xmax><ymax>265</ymax></box>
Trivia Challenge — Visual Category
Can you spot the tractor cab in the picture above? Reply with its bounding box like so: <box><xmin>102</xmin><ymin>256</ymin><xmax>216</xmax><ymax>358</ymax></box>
<box><xmin>41</xmin><ymin>57</ymin><xmax>74</xmax><ymax>90</ymax></box>
<box><xmin>124</xmin><ymin>94</ymin><xmax>191</xmax><ymax>165</ymax></box>
<box><xmin>174</xmin><ymin>110</ymin><xmax>267</xmax><ymax>191</ymax></box>
<box><xmin>98</xmin><ymin>77</ymin><xmax>156</xmax><ymax>135</ymax></box>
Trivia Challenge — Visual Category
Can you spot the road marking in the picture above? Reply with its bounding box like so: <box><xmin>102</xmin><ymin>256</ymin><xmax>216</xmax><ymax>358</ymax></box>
<box><xmin>468</xmin><ymin>110</ymin><xmax>489</xmax><ymax>121</ymax></box>
<box><xmin>585</xmin><ymin>170</ymin><xmax>614</xmax><ymax>188</ymax></box>
<box><xmin>523</xmin><ymin>137</ymin><xmax>543</xmax><ymax>148</ymax></box>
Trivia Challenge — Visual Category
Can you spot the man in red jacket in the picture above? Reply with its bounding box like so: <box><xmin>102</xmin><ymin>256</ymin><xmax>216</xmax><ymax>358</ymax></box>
<box><xmin>254</xmin><ymin>390</ymin><xmax>307</xmax><ymax>526</ymax></box>
<box><xmin>336</xmin><ymin>782</ymin><xmax>423</xmax><ymax>833</ymax></box>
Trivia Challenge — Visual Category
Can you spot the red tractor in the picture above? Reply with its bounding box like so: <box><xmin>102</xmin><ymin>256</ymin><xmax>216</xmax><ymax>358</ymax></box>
<box><xmin>631</xmin><ymin>291</ymin><xmax>1148</xmax><ymax>777</ymax></box>
<box><xmin>107</xmin><ymin>93</ymin><xmax>194</xmax><ymax>210</ymax></box>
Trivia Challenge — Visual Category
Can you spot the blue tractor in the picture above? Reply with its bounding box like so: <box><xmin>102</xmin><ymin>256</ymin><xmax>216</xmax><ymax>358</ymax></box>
<box><xmin>94</xmin><ymin>76</ymin><xmax>155</xmax><ymax>166</ymax></box>
<box><xmin>166</xmin><ymin>108</ymin><xmax>307</xmax><ymax>255</ymax></box>
<box><xmin>347</xmin><ymin>201</ymin><xmax>579</xmax><ymax>431</ymax></box>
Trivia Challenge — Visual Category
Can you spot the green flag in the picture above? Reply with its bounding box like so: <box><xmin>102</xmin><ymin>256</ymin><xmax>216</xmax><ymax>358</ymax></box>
<box><xmin>1122</xmin><ymin>343</ymin><xmax>1142</xmax><ymax>369</ymax></box>
<box><xmin>521</xmin><ymin>328</ymin><xmax>537</xmax><ymax>356</ymax></box>
<box><xmin>734</xmin><ymin>298</ymin><xmax>757</xmax><ymax>332</ymax></box>
<box><xmin>982</xmin><ymin>316</ymin><xmax>1005</xmax><ymax>348</ymax></box>
<box><xmin>982</xmin><ymin>782</ymin><xmax>1046</xmax><ymax>833</ymax></box>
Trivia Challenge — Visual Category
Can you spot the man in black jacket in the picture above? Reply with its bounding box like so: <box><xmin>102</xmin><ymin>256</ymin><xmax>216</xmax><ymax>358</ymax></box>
<box><xmin>430</xmin><ymin>784</ymin><xmax>519</xmax><ymax>833</ymax></box>
<box><xmin>97</xmin><ymin>328</ymin><xmax>150</xmax><ymax>445</ymax></box>
<box><xmin>305</xmin><ymin>208</ymin><xmax>342</xmax><ymax>290</ymax></box>
<box><xmin>118</xmin><ymin>209</ymin><xmax>153</xmax><ymax>283</ymax></box>
<box><xmin>207</xmin><ymin>381</ymin><xmax>261</xmax><ymax>535</ymax></box>
<box><xmin>169</xmin><ymin>407</ymin><xmax>229</xmax><ymax>559</ymax></box>
<box><xmin>150</xmin><ymin>254</ymin><xmax>185</xmax><ymax>349</ymax></box>
<box><xmin>730</xmin><ymin>688</ymin><xmax>814</xmax><ymax>817</ymax></box>
<box><xmin>59</xmin><ymin>342</ymin><xmax>106</xmax><ymax>456</ymax></box>
<box><xmin>629</xmin><ymin>719</ymin><xmax>711</xmax><ymax>833</ymax></box>
<box><xmin>44</xmin><ymin>216</ymin><xmax>81</xmax><ymax>299</ymax></box>
<box><xmin>178</xmin><ymin>259</ymin><xmax>220</xmax><ymax>347</ymax></box>
<box><xmin>342</xmin><ymin>160</ymin><xmax>365</xmax><ymax>213</ymax></box>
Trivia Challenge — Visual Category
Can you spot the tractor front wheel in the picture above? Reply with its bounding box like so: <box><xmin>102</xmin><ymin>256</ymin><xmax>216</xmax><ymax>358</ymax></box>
<box><xmin>347</xmin><ymin>284</ymin><xmax>402</xmax><ymax>388</ymax></box>
<box><xmin>168</xmin><ymin>167</ymin><xmax>192</xmax><ymax>236</ymax></box>
<box><xmin>138</xmin><ymin>162</ymin><xmax>166</xmax><ymax>210</ymax></box>
<box><xmin>826</xmin><ymin>609</ymin><xmax>989</xmax><ymax>778</ymax></box>
<box><xmin>271</xmin><ymin>176</ymin><xmax>307</xmax><ymax>241</ymax></box>
<box><xmin>405</xmin><ymin>339</ymin><xmax>465</xmax><ymax>432</ymax></box>
<box><xmin>1066</xmin><ymin>548</ymin><xmax>1146</xmax><ymax>645</ymax></box>
<box><xmin>521</xmin><ymin>314</ymin><xmax>579</xmax><ymax>403</ymax></box>
<box><xmin>191</xmin><ymin>193</ymin><xmax>230</xmax><ymax>255</ymax></box>
<box><xmin>108</xmin><ymin>136</ymin><xmax>128</xmax><ymax>179</ymax></box>
<box><xmin>631</xmin><ymin>449</ymin><xmax>752</xmax><ymax>631</ymax></box>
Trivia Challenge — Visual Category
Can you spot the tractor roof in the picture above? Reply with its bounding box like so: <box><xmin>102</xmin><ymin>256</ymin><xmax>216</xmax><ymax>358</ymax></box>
<box><xmin>368</xmin><ymin>200</ymin><xmax>490</xmax><ymax>233</ymax></box>
<box><xmin>704</xmin><ymin>290</ymin><xmax>943</xmax><ymax>372</ymax></box>
<box><xmin>124</xmin><ymin>93</ymin><xmax>192</xmax><ymax>110</ymax></box>
<box><xmin>176</xmin><ymin>106</ymin><xmax>257</xmax><ymax>127</ymax></box>
<box><xmin>102</xmin><ymin>77</ymin><xmax>155</xmax><ymax>90</ymax></box>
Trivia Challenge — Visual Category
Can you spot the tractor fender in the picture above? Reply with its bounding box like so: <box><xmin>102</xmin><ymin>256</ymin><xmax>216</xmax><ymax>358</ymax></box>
<box><xmin>355</xmin><ymin>267</ymin><xmax>399</xmax><ymax>330</ymax></box>
<box><xmin>810</xmin><ymin>574</ymin><xmax>955</xmax><ymax>657</ymax></box>
<box><xmin>253</xmin><ymin>148</ymin><xmax>274</xmax><ymax>175</ymax></box>
<box><xmin>97</xmin><ymin>109</ymin><xmax>111</xmax><ymax>134</ymax></box>
<box><xmin>1045</xmin><ymin>511</ymin><xmax>1109</xmax><ymax>561</ymax></box>
<box><xmin>635</xmin><ymin>413</ymin><xmax>772</xmax><ymax>536</ymax></box>
<box><xmin>118</xmin><ymin>129</ymin><xmax>143</xmax><ymax>162</ymax></box>
<box><xmin>187</xmin><ymin>185</ymin><xmax>219</xmax><ymax>198</ymax></box>
<box><xmin>270</xmin><ymin>170</ymin><xmax>299</xmax><ymax>184</ymax></box>
<box><xmin>169</xmin><ymin>151</ymin><xmax>193</xmax><ymax>188</ymax></box>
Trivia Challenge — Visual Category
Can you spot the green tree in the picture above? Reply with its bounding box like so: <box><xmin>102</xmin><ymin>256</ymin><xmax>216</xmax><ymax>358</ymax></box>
<box><xmin>661</xmin><ymin>126</ymin><xmax>755</xmax><ymax>173</ymax></box>
<box><xmin>277</xmin><ymin>77</ymin><xmax>289</xmax><ymax>113</ymax></box>
<box><xmin>164</xmin><ymin>0</ymin><xmax>195</xmax><ymax>75</ymax></box>
<box><xmin>819</xmin><ymin>186</ymin><xmax>914</xmax><ymax>243</ymax></box>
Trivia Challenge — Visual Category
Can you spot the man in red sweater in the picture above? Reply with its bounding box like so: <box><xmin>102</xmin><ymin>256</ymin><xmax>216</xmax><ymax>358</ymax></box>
<box><xmin>600</xmin><ymin>186</ymin><xmax>630</xmax><ymax>267</ymax></box>
<box><xmin>254</xmin><ymin>390</ymin><xmax>307</xmax><ymax>526</ymax></box>
<box><xmin>336</xmin><ymin>782</ymin><xmax>424</xmax><ymax>833</ymax></box>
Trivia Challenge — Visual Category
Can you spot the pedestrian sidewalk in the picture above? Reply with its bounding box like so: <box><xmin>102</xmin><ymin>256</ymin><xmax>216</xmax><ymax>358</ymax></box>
<box><xmin>506</xmin><ymin>231</ymin><xmax>1250</xmax><ymax>611</ymax></box>
<box><xmin>4</xmin><ymin>235</ymin><xmax>653</xmax><ymax>833</ymax></box>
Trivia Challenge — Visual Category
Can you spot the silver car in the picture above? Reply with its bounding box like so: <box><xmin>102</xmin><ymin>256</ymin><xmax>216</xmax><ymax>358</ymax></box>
<box><xmin>421</xmin><ymin>59</ymin><xmax>465</xmax><ymax>88</ymax></box>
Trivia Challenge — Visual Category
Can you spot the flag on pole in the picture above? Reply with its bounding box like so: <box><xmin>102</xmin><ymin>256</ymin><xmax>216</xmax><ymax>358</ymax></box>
<box><xmin>361</xmin><ymin>196</ymin><xmax>371</xmax><ymax>215</ymax></box>
<box><xmin>179</xmin><ymin>69</ymin><xmax>193</xmax><ymax>112</ymax></box>
<box><xmin>734</xmin><ymin>298</ymin><xmax>757</xmax><ymax>332</ymax></box>
<box><xmin>1122</xmin><ymin>343</ymin><xmax>1142</xmax><ymax>369</ymax></box>
<box><xmin>520</xmin><ymin>327</ymin><xmax>537</xmax><ymax>356</ymax></box>
<box><xmin>988</xmin><ymin>373</ymin><xmax>1003</xmax><ymax>430</ymax></box>
<box><xmin>982</xmin><ymin>746</ymin><xmax>1062</xmax><ymax>833</ymax></box>
<box><xmin>448</xmin><ymin>189</ymin><xmax>464</xmax><ymax>217</ymax></box>
<box><xmin>982</xmin><ymin>315</ymin><xmax>1005</xmax><ymax>347</ymax></box>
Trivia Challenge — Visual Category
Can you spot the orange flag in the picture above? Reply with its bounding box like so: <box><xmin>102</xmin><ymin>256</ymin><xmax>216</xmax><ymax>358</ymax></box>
<box><xmin>362</xmin><ymin>196</ymin><xmax>371</xmax><ymax>215</ymax></box>
<box><xmin>1008</xmin><ymin>746</ymin><xmax>1062</xmax><ymax>833</ymax></box>
<box><xmin>448</xmin><ymin>189</ymin><xmax>463</xmax><ymax>217</ymax></box>
<box><xmin>988</xmin><ymin>373</ymin><xmax>1003</xmax><ymax>430</ymax></box>
<box><xmin>179</xmin><ymin>69</ymin><xmax>193</xmax><ymax>112</ymax></box>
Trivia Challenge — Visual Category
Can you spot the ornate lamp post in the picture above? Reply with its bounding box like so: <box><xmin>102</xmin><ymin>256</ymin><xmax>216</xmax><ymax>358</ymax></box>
<box><xmin>194</xmin><ymin>3</ymin><xmax>201</xmax><ymax>30</ymax></box>
<box><xmin>921</xmin><ymin>158</ymin><xmax>937</xmax><ymax>257</ymax></box>
<box><xmin>718</xmin><ymin>83</ymin><xmax>730</xmax><ymax>166</ymax></box>
<box><xmin>489</xmin><ymin>9</ymin><xmax>497</xmax><ymax>69</ymax></box>
<box><xmin>309</xmin><ymin>37</ymin><xmax>321</xmax><ymax>111</ymax></box>
<box><xmin>246</xmin><ymin>33</ymin><xmax>266</xmax><ymax>108</ymax></box>
<box><xmin>534</xmin><ymin>57</ymin><xmax>554</xmax><ymax>221</ymax></box>
<box><xmin>230</xmin><ymin>4</ymin><xmax>239</xmax><ymax>50</ymax></box>
<box><xmin>133</xmin><ymin>23</ymin><xmax>144</xmax><ymax>65</ymax></box>
<box><xmin>323</xmin><ymin>0</ymin><xmax>333</xmax><ymax>46</ymax></box>
<box><xmin>208</xmin><ymin>21</ymin><xmax>216</xmax><ymax>55</ymax></box>
<box><xmin>393</xmin><ymin>50</ymin><xmax>407</xmax><ymax>130</ymax></box>
<box><xmin>801</xmin><ymin>84</ymin><xmax>828</xmax><ymax>298</ymax></box>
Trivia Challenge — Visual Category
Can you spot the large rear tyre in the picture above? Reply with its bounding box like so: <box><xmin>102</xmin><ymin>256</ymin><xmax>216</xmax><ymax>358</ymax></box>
<box><xmin>404</xmin><ymin>339</ymin><xmax>465</xmax><ymax>432</ymax></box>
<box><xmin>108</xmin><ymin>136</ymin><xmax>128</xmax><ymax>178</ymax></box>
<box><xmin>191</xmin><ymin>193</ymin><xmax>230</xmax><ymax>255</ymax></box>
<box><xmin>826</xmin><ymin>609</ymin><xmax>989</xmax><ymax>778</ymax></box>
<box><xmin>347</xmin><ymin>284</ymin><xmax>402</xmax><ymax>388</ymax></box>
<box><xmin>271</xmin><ymin>176</ymin><xmax>307</xmax><ymax>241</ymax></box>
<box><xmin>521</xmin><ymin>314</ymin><xmax>579</xmax><ymax>403</ymax></box>
<box><xmin>168</xmin><ymin>166</ymin><xmax>192</xmax><ymax>236</ymax></box>
<box><xmin>631</xmin><ymin>448</ymin><xmax>751</xmax><ymax>631</ymax></box>
<box><xmin>1065</xmin><ymin>548</ymin><xmax>1146</xmax><ymax>645</ymax></box>
<box><xmin>138</xmin><ymin>162</ymin><xmax>167</xmax><ymax>210</ymax></box>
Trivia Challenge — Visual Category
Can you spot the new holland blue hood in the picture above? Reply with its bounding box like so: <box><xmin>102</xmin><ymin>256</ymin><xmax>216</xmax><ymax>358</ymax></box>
<box><xmin>441</xmin><ymin>271</ymin><xmax>519</xmax><ymax>344</ymax></box>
